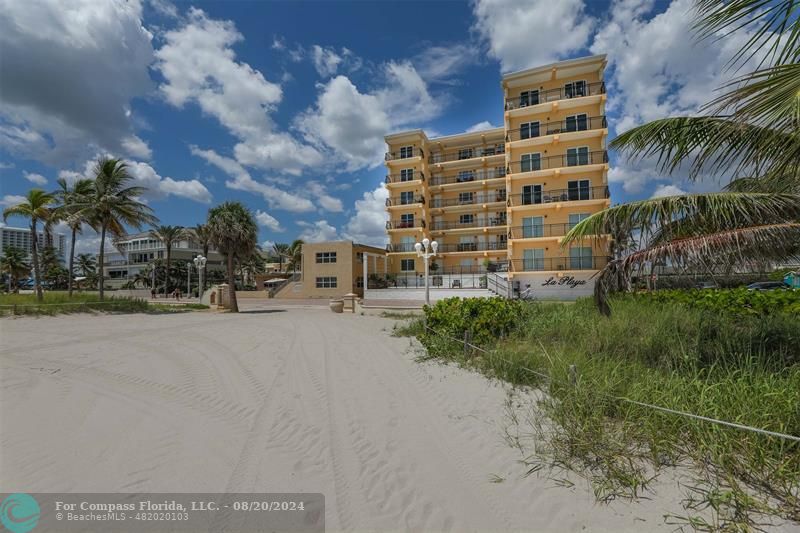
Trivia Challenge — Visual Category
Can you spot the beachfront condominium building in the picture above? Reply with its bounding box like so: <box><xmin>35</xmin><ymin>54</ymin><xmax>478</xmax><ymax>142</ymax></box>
<box><xmin>0</xmin><ymin>226</ymin><xmax>66</xmax><ymax>263</ymax></box>
<box><xmin>102</xmin><ymin>231</ymin><xmax>225</xmax><ymax>289</ymax></box>
<box><xmin>384</xmin><ymin>55</ymin><xmax>610</xmax><ymax>294</ymax></box>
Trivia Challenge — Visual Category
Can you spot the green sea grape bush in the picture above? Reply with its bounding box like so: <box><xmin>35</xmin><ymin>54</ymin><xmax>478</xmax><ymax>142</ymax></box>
<box><xmin>420</xmin><ymin>297</ymin><xmax>527</xmax><ymax>351</ymax></box>
<box><xmin>626</xmin><ymin>288</ymin><xmax>800</xmax><ymax>316</ymax></box>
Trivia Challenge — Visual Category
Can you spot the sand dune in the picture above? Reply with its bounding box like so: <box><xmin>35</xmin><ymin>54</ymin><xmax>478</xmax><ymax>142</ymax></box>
<box><xmin>1</xmin><ymin>305</ymin><xmax>785</xmax><ymax>531</ymax></box>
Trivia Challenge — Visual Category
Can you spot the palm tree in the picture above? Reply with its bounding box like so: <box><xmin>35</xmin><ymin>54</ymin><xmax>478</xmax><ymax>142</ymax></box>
<box><xmin>54</xmin><ymin>177</ymin><xmax>95</xmax><ymax>296</ymax></box>
<box><xmin>206</xmin><ymin>202</ymin><xmax>258</xmax><ymax>313</ymax></box>
<box><xmin>2</xmin><ymin>189</ymin><xmax>58</xmax><ymax>301</ymax></box>
<box><xmin>272</xmin><ymin>242</ymin><xmax>289</xmax><ymax>272</ymax></box>
<box><xmin>564</xmin><ymin>0</ymin><xmax>800</xmax><ymax>314</ymax></box>
<box><xmin>75</xmin><ymin>253</ymin><xmax>96</xmax><ymax>278</ymax></box>
<box><xmin>192</xmin><ymin>224</ymin><xmax>212</xmax><ymax>259</ymax></box>
<box><xmin>1</xmin><ymin>246</ymin><xmax>30</xmax><ymax>293</ymax></box>
<box><xmin>73</xmin><ymin>158</ymin><xmax>157</xmax><ymax>300</ymax></box>
<box><xmin>286</xmin><ymin>239</ymin><xmax>304</xmax><ymax>274</ymax></box>
<box><xmin>149</xmin><ymin>225</ymin><xmax>186</xmax><ymax>295</ymax></box>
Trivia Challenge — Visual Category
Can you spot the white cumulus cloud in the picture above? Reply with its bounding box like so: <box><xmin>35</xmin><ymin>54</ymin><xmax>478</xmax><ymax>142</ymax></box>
<box><xmin>23</xmin><ymin>172</ymin><xmax>48</xmax><ymax>186</ymax></box>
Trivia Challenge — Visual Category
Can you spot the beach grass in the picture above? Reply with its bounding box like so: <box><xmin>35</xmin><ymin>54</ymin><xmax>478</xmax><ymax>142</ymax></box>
<box><xmin>400</xmin><ymin>296</ymin><xmax>800</xmax><ymax>529</ymax></box>
<box><xmin>0</xmin><ymin>292</ymin><xmax>208</xmax><ymax>316</ymax></box>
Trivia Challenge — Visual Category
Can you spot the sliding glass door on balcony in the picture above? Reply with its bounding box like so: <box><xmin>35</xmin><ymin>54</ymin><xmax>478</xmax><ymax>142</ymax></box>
<box><xmin>521</xmin><ymin>184</ymin><xmax>543</xmax><ymax>205</ymax></box>
<box><xmin>520</xmin><ymin>121</ymin><xmax>540</xmax><ymax>140</ymax></box>
<box><xmin>522</xmin><ymin>216</ymin><xmax>544</xmax><ymax>238</ymax></box>
<box><xmin>519</xmin><ymin>90</ymin><xmax>539</xmax><ymax>107</ymax></box>
<box><xmin>565</xmin><ymin>113</ymin><xmax>588</xmax><ymax>132</ymax></box>
<box><xmin>564</xmin><ymin>80</ymin><xmax>587</xmax><ymax>98</ymax></box>
<box><xmin>567</xmin><ymin>179</ymin><xmax>591</xmax><ymax>200</ymax></box>
<box><xmin>520</xmin><ymin>153</ymin><xmax>542</xmax><ymax>172</ymax></box>
<box><xmin>399</xmin><ymin>191</ymin><xmax>415</xmax><ymax>204</ymax></box>
<box><xmin>569</xmin><ymin>247</ymin><xmax>593</xmax><ymax>269</ymax></box>
<box><xmin>523</xmin><ymin>248</ymin><xmax>545</xmax><ymax>271</ymax></box>
<box><xmin>566</xmin><ymin>147</ymin><xmax>589</xmax><ymax>166</ymax></box>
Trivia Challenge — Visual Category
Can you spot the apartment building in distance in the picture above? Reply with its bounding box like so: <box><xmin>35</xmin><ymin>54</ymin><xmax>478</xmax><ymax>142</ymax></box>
<box><xmin>0</xmin><ymin>226</ymin><xmax>66</xmax><ymax>263</ymax></box>
<box><xmin>384</xmin><ymin>54</ymin><xmax>611</xmax><ymax>298</ymax></box>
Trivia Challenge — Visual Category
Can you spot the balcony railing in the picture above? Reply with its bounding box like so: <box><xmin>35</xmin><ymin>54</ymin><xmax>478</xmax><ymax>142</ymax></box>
<box><xmin>437</xmin><ymin>241</ymin><xmax>508</xmax><ymax>252</ymax></box>
<box><xmin>507</xmin><ymin>185</ymin><xmax>609</xmax><ymax>206</ymax></box>
<box><xmin>429</xmin><ymin>144</ymin><xmax>505</xmax><ymax>164</ymax></box>
<box><xmin>431</xmin><ymin>217</ymin><xmax>507</xmax><ymax>231</ymax></box>
<box><xmin>386</xmin><ymin>219</ymin><xmax>426</xmax><ymax>230</ymax></box>
<box><xmin>508</xmin><ymin>150</ymin><xmax>608</xmax><ymax>173</ymax></box>
<box><xmin>386</xmin><ymin>172</ymin><xmax>424</xmax><ymax>184</ymax></box>
<box><xmin>430</xmin><ymin>168</ymin><xmax>507</xmax><ymax>186</ymax></box>
<box><xmin>430</xmin><ymin>192</ymin><xmax>506</xmax><ymax>208</ymax></box>
<box><xmin>386</xmin><ymin>243</ymin><xmax>417</xmax><ymax>252</ymax></box>
<box><xmin>507</xmin><ymin>223</ymin><xmax>577</xmax><ymax>239</ymax></box>
<box><xmin>511</xmin><ymin>256</ymin><xmax>609</xmax><ymax>272</ymax></box>
<box><xmin>386</xmin><ymin>195</ymin><xmax>425</xmax><ymax>207</ymax></box>
<box><xmin>506</xmin><ymin>116</ymin><xmax>607</xmax><ymax>142</ymax></box>
<box><xmin>385</xmin><ymin>148</ymin><xmax>424</xmax><ymax>161</ymax></box>
<box><xmin>505</xmin><ymin>81</ymin><xmax>606</xmax><ymax>111</ymax></box>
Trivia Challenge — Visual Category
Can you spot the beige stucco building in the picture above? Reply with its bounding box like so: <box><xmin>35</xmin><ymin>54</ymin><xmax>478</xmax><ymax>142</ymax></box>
<box><xmin>383</xmin><ymin>55</ymin><xmax>611</xmax><ymax>296</ymax></box>
<box><xmin>297</xmin><ymin>240</ymin><xmax>386</xmax><ymax>298</ymax></box>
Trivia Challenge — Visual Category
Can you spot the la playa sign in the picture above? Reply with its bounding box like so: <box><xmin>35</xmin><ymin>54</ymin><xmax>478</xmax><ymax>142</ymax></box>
<box><xmin>541</xmin><ymin>276</ymin><xmax>587</xmax><ymax>289</ymax></box>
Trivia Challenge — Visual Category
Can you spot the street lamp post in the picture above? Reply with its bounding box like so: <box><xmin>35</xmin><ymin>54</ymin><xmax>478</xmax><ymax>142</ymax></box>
<box><xmin>415</xmin><ymin>238</ymin><xmax>438</xmax><ymax>306</ymax></box>
<box><xmin>193</xmin><ymin>255</ymin><xmax>207</xmax><ymax>300</ymax></box>
<box><xmin>187</xmin><ymin>261</ymin><xmax>191</xmax><ymax>297</ymax></box>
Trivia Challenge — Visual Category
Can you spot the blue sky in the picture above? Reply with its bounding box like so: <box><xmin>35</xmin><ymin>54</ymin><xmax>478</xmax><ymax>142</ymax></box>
<box><xmin>1</xmin><ymin>0</ymin><xmax>744</xmax><ymax>253</ymax></box>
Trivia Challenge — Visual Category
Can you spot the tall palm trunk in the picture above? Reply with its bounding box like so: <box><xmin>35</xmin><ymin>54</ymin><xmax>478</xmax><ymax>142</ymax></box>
<box><xmin>165</xmin><ymin>246</ymin><xmax>172</xmax><ymax>295</ymax></box>
<box><xmin>67</xmin><ymin>227</ymin><xmax>77</xmax><ymax>296</ymax></box>
<box><xmin>98</xmin><ymin>224</ymin><xmax>106</xmax><ymax>300</ymax></box>
<box><xmin>227</xmin><ymin>253</ymin><xmax>239</xmax><ymax>312</ymax></box>
<box><xmin>30</xmin><ymin>220</ymin><xmax>43</xmax><ymax>302</ymax></box>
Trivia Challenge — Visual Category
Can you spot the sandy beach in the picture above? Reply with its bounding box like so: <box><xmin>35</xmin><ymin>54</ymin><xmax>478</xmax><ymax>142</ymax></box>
<box><xmin>0</xmin><ymin>303</ymin><xmax>766</xmax><ymax>531</ymax></box>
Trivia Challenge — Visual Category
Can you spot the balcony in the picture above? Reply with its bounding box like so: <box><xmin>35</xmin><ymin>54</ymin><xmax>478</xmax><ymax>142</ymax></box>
<box><xmin>505</xmin><ymin>82</ymin><xmax>606</xmax><ymax>111</ymax></box>
<box><xmin>431</xmin><ymin>217</ymin><xmax>506</xmax><ymax>231</ymax></box>
<box><xmin>511</xmin><ymin>256</ymin><xmax>609</xmax><ymax>272</ymax></box>
<box><xmin>507</xmin><ymin>223</ymin><xmax>575</xmax><ymax>239</ymax></box>
<box><xmin>508</xmin><ymin>150</ymin><xmax>608</xmax><ymax>173</ymax></box>
<box><xmin>385</xmin><ymin>148</ymin><xmax>424</xmax><ymax>161</ymax></box>
<box><xmin>430</xmin><ymin>192</ymin><xmax>506</xmax><ymax>208</ymax></box>
<box><xmin>386</xmin><ymin>243</ymin><xmax>416</xmax><ymax>253</ymax></box>
<box><xmin>438</xmin><ymin>241</ymin><xmax>508</xmax><ymax>253</ymax></box>
<box><xmin>429</xmin><ymin>144</ymin><xmax>505</xmax><ymax>164</ymax></box>
<box><xmin>386</xmin><ymin>172</ymin><xmax>424</xmax><ymax>184</ymax></box>
<box><xmin>506</xmin><ymin>116</ymin><xmax>607</xmax><ymax>142</ymax></box>
<box><xmin>386</xmin><ymin>219</ymin><xmax>426</xmax><ymax>230</ymax></box>
<box><xmin>507</xmin><ymin>185</ymin><xmax>609</xmax><ymax>206</ymax></box>
<box><xmin>430</xmin><ymin>168</ymin><xmax>506</xmax><ymax>186</ymax></box>
<box><xmin>385</xmin><ymin>195</ymin><xmax>425</xmax><ymax>207</ymax></box>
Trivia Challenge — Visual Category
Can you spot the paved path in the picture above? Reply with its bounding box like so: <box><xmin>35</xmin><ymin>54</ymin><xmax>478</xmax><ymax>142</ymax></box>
<box><xmin>1</xmin><ymin>305</ymin><xmax>694</xmax><ymax>531</ymax></box>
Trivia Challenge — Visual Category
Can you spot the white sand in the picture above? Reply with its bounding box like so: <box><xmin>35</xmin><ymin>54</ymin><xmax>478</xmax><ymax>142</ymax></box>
<box><xmin>0</xmin><ymin>305</ymin><xmax>792</xmax><ymax>531</ymax></box>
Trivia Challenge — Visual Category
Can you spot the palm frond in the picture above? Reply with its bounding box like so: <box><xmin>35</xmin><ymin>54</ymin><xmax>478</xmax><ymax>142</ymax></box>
<box><xmin>694</xmin><ymin>0</ymin><xmax>800</xmax><ymax>69</ymax></box>
<box><xmin>562</xmin><ymin>192</ymin><xmax>800</xmax><ymax>246</ymax></box>
<box><xmin>610</xmin><ymin>116</ymin><xmax>800</xmax><ymax>180</ymax></box>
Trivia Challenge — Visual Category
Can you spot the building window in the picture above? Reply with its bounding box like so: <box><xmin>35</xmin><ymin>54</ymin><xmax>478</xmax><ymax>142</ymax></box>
<box><xmin>570</xmin><ymin>246</ymin><xmax>593</xmax><ymax>269</ymax></box>
<box><xmin>458</xmin><ymin>147</ymin><xmax>473</xmax><ymax>160</ymax></box>
<box><xmin>520</xmin><ymin>153</ymin><xmax>541</xmax><ymax>172</ymax></box>
<box><xmin>459</xmin><ymin>214</ymin><xmax>474</xmax><ymax>225</ymax></box>
<box><xmin>316</xmin><ymin>252</ymin><xmax>337</xmax><ymax>263</ymax></box>
<box><xmin>522</xmin><ymin>184</ymin><xmax>542</xmax><ymax>205</ymax></box>
<box><xmin>566</xmin><ymin>147</ymin><xmax>590</xmax><ymax>166</ymax></box>
<box><xmin>400</xmin><ymin>259</ymin><xmax>415</xmax><ymax>272</ymax></box>
<box><xmin>400</xmin><ymin>191</ymin><xmax>414</xmax><ymax>205</ymax></box>
<box><xmin>564</xmin><ymin>80</ymin><xmax>587</xmax><ymax>98</ymax></box>
<box><xmin>457</xmin><ymin>170</ymin><xmax>475</xmax><ymax>183</ymax></box>
<box><xmin>356</xmin><ymin>276</ymin><xmax>363</xmax><ymax>288</ymax></box>
<box><xmin>399</xmin><ymin>146</ymin><xmax>414</xmax><ymax>159</ymax></box>
<box><xmin>458</xmin><ymin>192</ymin><xmax>474</xmax><ymax>205</ymax></box>
<box><xmin>567</xmin><ymin>179</ymin><xmax>591</xmax><ymax>201</ymax></box>
<box><xmin>520</xmin><ymin>121</ymin><xmax>540</xmax><ymax>139</ymax></box>
<box><xmin>565</xmin><ymin>113</ymin><xmax>588</xmax><ymax>132</ymax></box>
<box><xmin>400</xmin><ymin>168</ymin><xmax>414</xmax><ymax>182</ymax></box>
<box><xmin>523</xmin><ymin>248</ymin><xmax>545</xmax><ymax>271</ymax></box>
<box><xmin>568</xmin><ymin>213</ymin><xmax>590</xmax><ymax>228</ymax></box>
<box><xmin>316</xmin><ymin>276</ymin><xmax>338</xmax><ymax>288</ymax></box>
<box><xmin>519</xmin><ymin>90</ymin><xmax>539</xmax><ymax>107</ymax></box>
<box><xmin>400</xmin><ymin>213</ymin><xmax>414</xmax><ymax>228</ymax></box>
<box><xmin>356</xmin><ymin>252</ymin><xmax>364</xmax><ymax>262</ymax></box>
